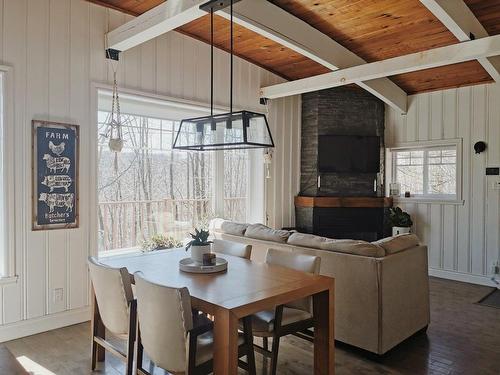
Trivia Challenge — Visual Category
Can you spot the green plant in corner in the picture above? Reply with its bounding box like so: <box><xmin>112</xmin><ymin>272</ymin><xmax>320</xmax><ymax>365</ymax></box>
<box><xmin>388</xmin><ymin>207</ymin><xmax>413</xmax><ymax>228</ymax></box>
<box><xmin>185</xmin><ymin>228</ymin><xmax>212</xmax><ymax>251</ymax></box>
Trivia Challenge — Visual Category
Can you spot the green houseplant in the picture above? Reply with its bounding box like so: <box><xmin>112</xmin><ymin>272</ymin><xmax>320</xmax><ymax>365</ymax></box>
<box><xmin>186</xmin><ymin>228</ymin><xmax>212</xmax><ymax>262</ymax></box>
<box><xmin>388</xmin><ymin>207</ymin><xmax>413</xmax><ymax>236</ymax></box>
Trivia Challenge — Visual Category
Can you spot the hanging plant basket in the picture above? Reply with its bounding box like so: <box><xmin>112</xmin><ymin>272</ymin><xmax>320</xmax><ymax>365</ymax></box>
<box><xmin>107</xmin><ymin>71</ymin><xmax>124</xmax><ymax>153</ymax></box>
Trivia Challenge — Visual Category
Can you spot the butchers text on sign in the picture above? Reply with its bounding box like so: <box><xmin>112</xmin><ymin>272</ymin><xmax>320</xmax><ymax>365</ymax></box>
<box><xmin>32</xmin><ymin>120</ymin><xmax>79</xmax><ymax>230</ymax></box>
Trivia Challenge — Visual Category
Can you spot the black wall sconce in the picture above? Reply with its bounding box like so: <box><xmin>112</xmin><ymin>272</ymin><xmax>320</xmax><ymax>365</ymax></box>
<box><xmin>474</xmin><ymin>141</ymin><xmax>487</xmax><ymax>154</ymax></box>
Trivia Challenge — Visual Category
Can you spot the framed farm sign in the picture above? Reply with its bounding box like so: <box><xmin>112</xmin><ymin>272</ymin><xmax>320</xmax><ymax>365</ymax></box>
<box><xmin>32</xmin><ymin>120</ymin><xmax>79</xmax><ymax>230</ymax></box>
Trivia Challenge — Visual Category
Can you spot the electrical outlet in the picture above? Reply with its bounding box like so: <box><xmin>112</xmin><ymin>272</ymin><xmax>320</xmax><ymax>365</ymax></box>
<box><xmin>53</xmin><ymin>288</ymin><xmax>64</xmax><ymax>303</ymax></box>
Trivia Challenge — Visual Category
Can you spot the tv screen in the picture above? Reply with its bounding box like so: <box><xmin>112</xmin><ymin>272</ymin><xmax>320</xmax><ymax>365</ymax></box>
<box><xmin>318</xmin><ymin>135</ymin><xmax>380</xmax><ymax>173</ymax></box>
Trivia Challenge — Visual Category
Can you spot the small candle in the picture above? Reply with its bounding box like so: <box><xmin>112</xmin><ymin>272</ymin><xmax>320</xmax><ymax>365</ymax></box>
<box><xmin>203</xmin><ymin>253</ymin><xmax>216</xmax><ymax>266</ymax></box>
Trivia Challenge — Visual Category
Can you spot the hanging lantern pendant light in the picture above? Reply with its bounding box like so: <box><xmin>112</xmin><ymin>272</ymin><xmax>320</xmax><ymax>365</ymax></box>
<box><xmin>173</xmin><ymin>0</ymin><xmax>274</xmax><ymax>151</ymax></box>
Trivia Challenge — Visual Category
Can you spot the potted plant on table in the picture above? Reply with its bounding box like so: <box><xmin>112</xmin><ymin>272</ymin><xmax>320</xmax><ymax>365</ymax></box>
<box><xmin>186</xmin><ymin>228</ymin><xmax>212</xmax><ymax>263</ymax></box>
<box><xmin>388</xmin><ymin>207</ymin><xmax>413</xmax><ymax>236</ymax></box>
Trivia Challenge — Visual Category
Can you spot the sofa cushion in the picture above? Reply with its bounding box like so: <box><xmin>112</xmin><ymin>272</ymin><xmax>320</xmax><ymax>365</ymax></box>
<box><xmin>287</xmin><ymin>232</ymin><xmax>328</xmax><ymax>249</ymax></box>
<box><xmin>319</xmin><ymin>239</ymin><xmax>385</xmax><ymax>257</ymax></box>
<box><xmin>373</xmin><ymin>233</ymin><xmax>419</xmax><ymax>254</ymax></box>
<box><xmin>244</xmin><ymin>224</ymin><xmax>290</xmax><ymax>243</ymax></box>
<box><xmin>220</xmin><ymin>221</ymin><xmax>249</xmax><ymax>236</ymax></box>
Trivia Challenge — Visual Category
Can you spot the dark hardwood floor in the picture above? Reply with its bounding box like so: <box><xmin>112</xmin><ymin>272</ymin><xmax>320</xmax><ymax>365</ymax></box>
<box><xmin>4</xmin><ymin>277</ymin><xmax>500</xmax><ymax>374</ymax></box>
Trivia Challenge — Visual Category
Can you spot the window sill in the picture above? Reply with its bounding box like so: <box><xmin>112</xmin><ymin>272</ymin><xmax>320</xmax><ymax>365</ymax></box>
<box><xmin>393</xmin><ymin>197</ymin><xmax>464</xmax><ymax>205</ymax></box>
<box><xmin>0</xmin><ymin>275</ymin><xmax>19</xmax><ymax>285</ymax></box>
<box><xmin>98</xmin><ymin>247</ymin><xmax>141</xmax><ymax>259</ymax></box>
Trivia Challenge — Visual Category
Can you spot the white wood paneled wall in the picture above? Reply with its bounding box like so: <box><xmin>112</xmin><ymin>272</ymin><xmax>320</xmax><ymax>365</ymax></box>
<box><xmin>386</xmin><ymin>83</ymin><xmax>500</xmax><ymax>284</ymax></box>
<box><xmin>0</xmin><ymin>0</ymin><xmax>300</xmax><ymax>336</ymax></box>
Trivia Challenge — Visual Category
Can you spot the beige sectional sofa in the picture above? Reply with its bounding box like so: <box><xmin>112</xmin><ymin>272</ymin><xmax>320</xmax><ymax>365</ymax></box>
<box><xmin>210</xmin><ymin>219</ymin><xmax>430</xmax><ymax>355</ymax></box>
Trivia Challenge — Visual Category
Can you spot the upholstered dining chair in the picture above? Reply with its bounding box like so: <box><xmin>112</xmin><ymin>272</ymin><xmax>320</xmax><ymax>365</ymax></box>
<box><xmin>133</xmin><ymin>272</ymin><xmax>256</xmax><ymax>375</ymax></box>
<box><xmin>212</xmin><ymin>238</ymin><xmax>252</xmax><ymax>260</ymax></box>
<box><xmin>250</xmin><ymin>248</ymin><xmax>321</xmax><ymax>375</ymax></box>
<box><xmin>87</xmin><ymin>257</ymin><xmax>136</xmax><ymax>375</ymax></box>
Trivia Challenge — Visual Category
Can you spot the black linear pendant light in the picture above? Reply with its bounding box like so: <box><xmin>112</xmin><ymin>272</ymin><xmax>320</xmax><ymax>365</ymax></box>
<box><xmin>173</xmin><ymin>0</ymin><xmax>274</xmax><ymax>151</ymax></box>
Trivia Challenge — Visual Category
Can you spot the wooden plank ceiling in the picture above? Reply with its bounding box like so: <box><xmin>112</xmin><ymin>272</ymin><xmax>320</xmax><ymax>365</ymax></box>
<box><xmin>87</xmin><ymin>0</ymin><xmax>500</xmax><ymax>95</ymax></box>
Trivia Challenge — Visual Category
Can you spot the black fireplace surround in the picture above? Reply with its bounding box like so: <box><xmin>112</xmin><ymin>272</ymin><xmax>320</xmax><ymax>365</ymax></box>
<box><xmin>295</xmin><ymin>87</ymin><xmax>389</xmax><ymax>241</ymax></box>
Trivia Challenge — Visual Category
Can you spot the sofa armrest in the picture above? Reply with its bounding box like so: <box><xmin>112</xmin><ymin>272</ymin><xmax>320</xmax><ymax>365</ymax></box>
<box><xmin>378</xmin><ymin>245</ymin><xmax>430</xmax><ymax>354</ymax></box>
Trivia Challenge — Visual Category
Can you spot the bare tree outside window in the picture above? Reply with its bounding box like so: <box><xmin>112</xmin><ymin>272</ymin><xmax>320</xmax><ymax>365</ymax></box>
<box><xmin>97</xmin><ymin>109</ymin><xmax>249</xmax><ymax>253</ymax></box>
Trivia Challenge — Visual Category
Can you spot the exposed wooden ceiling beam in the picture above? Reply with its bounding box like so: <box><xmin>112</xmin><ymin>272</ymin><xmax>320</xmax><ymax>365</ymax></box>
<box><xmin>420</xmin><ymin>0</ymin><xmax>500</xmax><ymax>81</ymax></box>
<box><xmin>261</xmin><ymin>35</ymin><xmax>500</xmax><ymax>99</ymax></box>
<box><xmin>218</xmin><ymin>0</ymin><xmax>407</xmax><ymax>113</ymax></box>
<box><xmin>106</xmin><ymin>0</ymin><xmax>206</xmax><ymax>52</ymax></box>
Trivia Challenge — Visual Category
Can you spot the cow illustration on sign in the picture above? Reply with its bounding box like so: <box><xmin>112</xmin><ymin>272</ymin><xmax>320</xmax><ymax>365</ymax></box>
<box><xmin>38</xmin><ymin>193</ymin><xmax>74</xmax><ymax>213</ymax></box>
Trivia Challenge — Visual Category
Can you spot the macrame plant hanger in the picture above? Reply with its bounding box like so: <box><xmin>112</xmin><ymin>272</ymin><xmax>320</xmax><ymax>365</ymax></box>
<box><xmin>108</xmin><ymin>67</ymin><xmax>124</xmax><ymax>153</ymax></box>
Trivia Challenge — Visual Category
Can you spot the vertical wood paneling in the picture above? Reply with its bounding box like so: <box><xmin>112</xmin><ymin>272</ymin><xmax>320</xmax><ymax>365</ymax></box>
<box><xmin>25</xmin><ymin>0</ymin><xmax>49</xmax><ymax>319</ymax></box>
<box><xmin>47</xmin><ymin>0</ymin><xmax>71</xmax><ymax>315</ymax></box>
<box><xmin>0</xmin><ymin>0</ymin><xmax>299</xmax><ymax>328</ymax></box>
<box><xmin>68</xmin><ymin>0</ymin><xmax>90</xmax><ymax>310</ymax></box>
<box><xmin>486</xmin><ymin>83</ymin><xmax>500</xmax><ymax>272</ymax></box>
<box><xmin>406</xmin><ymin>96</ymin><xmax>418</xmax><ymax>142</ymax></box>
<box><xmin>155</xmin><ymin>34</ymin><xmax>169</xmax><ymax>96</ymax></box>
<box><xmin>470</xmin><ymin>86</ymin><xmax>486</xmax><ymax>275</ymax></box>
<box><xmin>387</xmin><ymin>82</ymin><xmax>500</xmax><ymax>282</ymax></box>
<box><xmin>4</xmin><ymin>0</ymin><xmax>27</xmax><ymax>323</ymax></box>
<box><xmin>457</xmin><ymin>87</ymin><xmax>472</xmax><ymax>273</ymax></box>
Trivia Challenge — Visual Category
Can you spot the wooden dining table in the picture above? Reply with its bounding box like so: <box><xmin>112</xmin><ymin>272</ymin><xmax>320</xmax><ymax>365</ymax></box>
<box><xmin>100</xmin><ymin>249</ymin><xmax>335</xmax><ymax>375</ymax></box>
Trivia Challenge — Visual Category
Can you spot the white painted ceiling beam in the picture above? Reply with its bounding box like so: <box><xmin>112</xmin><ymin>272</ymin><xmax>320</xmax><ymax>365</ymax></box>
<box><xmin>261</xmin><ymin>35</ymin><xmax>500</xmax><ymax>99</ymax></box>
<box><xmin>420</xmin><ymin>0</ymin><xmax>500</xmax><ymax>81</ymax></box>
<box><xmin>219</xmin><ymin>0</ymin><xmax>407</xmax><ymax>113</ymax></box>
<box><xmin>106</xmin><ymin>0</ymin><xmax>206</xmax><ymax>52</ymax></box>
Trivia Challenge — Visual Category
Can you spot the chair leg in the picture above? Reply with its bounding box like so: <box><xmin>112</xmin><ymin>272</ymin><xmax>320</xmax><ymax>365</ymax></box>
<box><xmin>126</xmin><ymin>300</ymin><xmax>137</xmax><ymax>375</ymax></box>
<box><xmin>91</xmin><ymin>293</ymin><xmax>105</xmax><ymax>369</ymax></box>
<box><xmin>91</xmin><ymin>338</ymin><xmax>98</xmax><ymax>370</ymax></box>
<box><xmin>270</xmin><ymin>336</ymin><xmax>281</xmax><ymax>375</ymax></box>
<box><xmin>243</xmin><ymin>317</ymin><xmax>256</xmax><ymax>375</ymax></box>
<box><xmin>269</xmin><ymin>305</ymin><xmax>283</xmax><ymax>375</ymax></box>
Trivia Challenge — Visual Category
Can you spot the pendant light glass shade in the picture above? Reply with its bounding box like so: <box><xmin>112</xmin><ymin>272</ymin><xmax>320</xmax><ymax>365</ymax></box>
<box><xmin>173</xmin><ymin>110</ymin><xmax>274</xmax><ymax>151</ymax></box>
<box><xmin>174</xmin><ymin>0</ymin><xmax>274</xmax><ymax>151</ymax></box>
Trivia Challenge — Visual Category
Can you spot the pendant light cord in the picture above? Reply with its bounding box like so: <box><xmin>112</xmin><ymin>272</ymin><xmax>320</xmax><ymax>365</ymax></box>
<box><xmin>230</xmin><ymin>0</ymin><xmax>234</xmax><ymax>114</ymax></box>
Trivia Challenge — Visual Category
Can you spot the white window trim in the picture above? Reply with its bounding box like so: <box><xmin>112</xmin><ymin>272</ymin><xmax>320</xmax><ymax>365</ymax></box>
<box><xmin>0</xmin><ymin>65</ymin><xmax>16</xmax><ymax>279</ymax></box>
<box><xmin>387</xmin><ymin>138</ymin><xmax>463</xmax><ymax>205</ymax></box>
<box><xmin>91</xmin><ymin>83</ymin><xmax>265</xmax><ymax>256</ymax></box>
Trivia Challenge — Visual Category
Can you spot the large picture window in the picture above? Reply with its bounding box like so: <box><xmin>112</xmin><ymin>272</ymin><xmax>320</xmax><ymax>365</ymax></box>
<box><xmin>390</xmin><ymin>140</ymin><xmax>462</xmax><ymax>201</ymax></box>
<box><xmin>97</xmin><ymin>90</ymin><xmax>257</xmax><ymax>254</ymax></box>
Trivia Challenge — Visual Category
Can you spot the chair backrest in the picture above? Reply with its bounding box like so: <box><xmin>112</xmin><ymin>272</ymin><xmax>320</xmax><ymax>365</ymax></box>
<box><xmin>87</xmin><ymin>257</ymin><xmax>133</xmax><ymax>336</ymax></box>
<box><xmin>266</xmin><ymin>248</ymin><xmax>321</xmax><ymax>312</ymax></box>
<box><xmin>212</xmin><ymin>238</ymin><xmax>252</xmax><ymax>260</ymax></box>
<box><xmin>134</xmin><ymin>272</ymin><xmax>193</xmax><ymax>373</ymax></box>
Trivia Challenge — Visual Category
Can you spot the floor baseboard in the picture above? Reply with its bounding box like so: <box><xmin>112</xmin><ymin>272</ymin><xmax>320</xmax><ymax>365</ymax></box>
<box><xmin>429</xmin><ymin>268</ymin><xmax>496</xmax><ymax>287</ymax></box>
<box><xmin>0</xmin><ymin>306</ymin><xmax>91</xmax><ymax>343</ymax></box>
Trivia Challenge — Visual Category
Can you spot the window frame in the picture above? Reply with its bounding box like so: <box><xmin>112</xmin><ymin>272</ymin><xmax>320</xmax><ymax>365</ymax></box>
<box><xmin>92</xmin><ymin>85</ymin><xmax>265</xmax><ymax>256</ymax></box>
<box><xmin>388</xmin><ymin>139</ymin><xmax>463</xmax><ymax>204</ymax></box>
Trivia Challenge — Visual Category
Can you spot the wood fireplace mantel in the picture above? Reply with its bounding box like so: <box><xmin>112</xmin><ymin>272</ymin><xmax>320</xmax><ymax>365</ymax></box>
<box><xmin>295</xmin><ymin>196</ymin><xmax>393</xmax><ymax>208</ymax></box>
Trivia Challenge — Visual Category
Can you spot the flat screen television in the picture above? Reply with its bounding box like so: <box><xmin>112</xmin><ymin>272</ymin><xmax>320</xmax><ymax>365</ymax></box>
<box><xmin>318</xmin><ymin>135</ymin><xmax>380</xmax><ymax>173</ymax></box>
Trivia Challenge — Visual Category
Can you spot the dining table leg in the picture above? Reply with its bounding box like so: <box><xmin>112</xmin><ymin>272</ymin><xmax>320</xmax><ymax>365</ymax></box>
<box><xmin>213</xmin><ymin>307</ymin><xmax>239</xmax><ymax>375</ymax></box>
<box><xmin>313</xmin><ymin>281</ymin><xmax>335</xmax><ymax>375</ymax></box>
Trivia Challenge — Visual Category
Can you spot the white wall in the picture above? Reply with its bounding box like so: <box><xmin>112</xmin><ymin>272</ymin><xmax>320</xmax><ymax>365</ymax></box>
<box><xmin>0</xmin><ymin>0</ymin><xmax>300</xmax><ymax>340</ymax></box>
<box><xmin>386</xmin><ymin>83</ymin><xmax>500</xmax><ymax>286</ymax></box>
